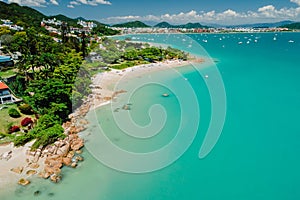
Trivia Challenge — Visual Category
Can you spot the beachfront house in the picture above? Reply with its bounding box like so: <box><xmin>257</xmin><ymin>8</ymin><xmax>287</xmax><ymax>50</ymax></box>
<box><xmin>0</xmin><ymin>81</ymin><xmax>20</xmax><ymax>104</ymax></box>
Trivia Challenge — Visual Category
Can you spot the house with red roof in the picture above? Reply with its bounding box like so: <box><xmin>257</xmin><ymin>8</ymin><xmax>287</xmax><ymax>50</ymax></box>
<box><xmin>0</xmin><ymin>81</ymin><xmax>20</xmax><ymax>104</ymax></box>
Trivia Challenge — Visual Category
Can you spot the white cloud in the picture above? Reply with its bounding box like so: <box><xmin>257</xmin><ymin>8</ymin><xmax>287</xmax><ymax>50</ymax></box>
<box><xmin>70</xmin><ymin>1</ymin><xmax>80</xmax><ymax>5</ymax></box>
<box><xmin>68</xmin><ymin>0</ymin><xmax>111</xmax><ymax>7</ymax></box>
<box><xmin>102</xmin><ymin>4</ymin><xmax>300</xmax><ymax>25</ymax></box>
<box><xmin>291</xmin><ymin>0</ymin><xmax>300</xmax><ymax>6</ymax></box>
<box><xmin>258</xmin><ymin>5</ymin><xmax>276</xmax><ymax>17</ymax></box>
<box><xmin>49</xmin><ymin>0</ymin><xmax>58</xmax><ymax>5</ymax></box>
<box><xmin>6</xmin><ymin>0</ymin><xmax>58</xmax><ymax>7</ymax></box>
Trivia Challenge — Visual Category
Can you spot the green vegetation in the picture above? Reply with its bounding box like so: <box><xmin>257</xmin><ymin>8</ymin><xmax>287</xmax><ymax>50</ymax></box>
<box><xmin>0</xmin><ymin>69</ymin><xmax>16</xmax><ymax>78</ymax></box>
<box><xmin>18</xmin><ymin>104</ymin><xmax>34</xmax><ymax>115</ymax></box>
<box><xmin>0</xmin><ymin>1</ymin><xmax>45</xmax><ymax>28</ymax></box>
<box><xmin>0</xmin><ymin>28</ymin><xmax>90</xmax><ymax>147</ymax></box>
<box><xmin>91</xmin><ymin>25</ymin><xmax>120</xmax><ymax>36</ymax></box>
<box><xmin>0</xmin><ymin>1</ymin><xmax>119</xmax><ymax>36</ymax></box>
<box><xmin>93</xmin><ymin>37</ymin><xmax>188</xmax><ymax>70</ymax></box>
<box><xmin>0</xmin><ymin>104</ymin><xmax>34</xmax><ymax>138</ymax></box>
<box><xmin>280</xmin><ymin>22</ymin><xmax>300</xmax><ymax>30</ymax></box>
<box><xmin>8</xmin><ymin>108</ymin><xmax>21</xmax><ymax>118</ymax></box>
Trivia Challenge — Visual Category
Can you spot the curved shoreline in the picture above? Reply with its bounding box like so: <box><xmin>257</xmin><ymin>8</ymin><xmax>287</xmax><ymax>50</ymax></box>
<box><xmin>0</xmin><ymin>57</ymin><xmax>204</xmax><ymax>193</ymax></box>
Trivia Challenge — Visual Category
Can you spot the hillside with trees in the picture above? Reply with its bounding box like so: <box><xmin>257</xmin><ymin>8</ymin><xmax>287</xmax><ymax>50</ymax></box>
<box><xmin>112</xmin><ymin>21</ymin><xmax>150</xmax><ymax>28</ymax></box>
<box><xmin>0</xmin><ymin>1</ymin><xmax>45</xmax><ymax>28</ymax></box>
<box><xmin>0</xmin><ymin>1</ymin><xmax>119</xmax><ymax>35</ymax></box>
<box><xmin>280</xmin><ymin>22</ymin><xmax>300</xmax><ymax>29</ymax></box>
<box><xmin>0</xmin><ymin>25</ymin><xmax>92</xmax><ymax>148</ymax></box>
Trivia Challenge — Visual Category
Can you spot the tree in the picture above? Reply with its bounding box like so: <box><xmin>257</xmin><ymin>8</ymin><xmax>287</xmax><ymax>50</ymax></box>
<box><xmin>0</xmin><ymin>26</ymin><xmax>11</xmax><ymax>36</ymax></box>
<box><xmin>25</xmin><ymin>79</ymin><xmax>72</xmax><ymax>120</ymax></box>
<box><xmin>0</xmin><ymin>34</ymin><xmax>13</xmax><ymax>46</ymax></box>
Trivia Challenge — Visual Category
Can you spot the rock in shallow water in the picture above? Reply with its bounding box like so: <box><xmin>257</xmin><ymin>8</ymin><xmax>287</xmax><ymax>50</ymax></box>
<box><xmin>26</xmin><ymin>169</ymin><xmax>37</xmax><ymax>176</ymax></box>
<box><xmin>50</xmin><ymin>174</ymin><xmax>62</xmax><ymax>183</ymax></box>
<box><xmin>33</xmin><ymin>190</ymin><xmax>40</xmax><ymax>196</ymax></box>
<box><xmin>18</xmin><ymin>178</ymin><xmax>30</xmax><ymax>186</ymax></box>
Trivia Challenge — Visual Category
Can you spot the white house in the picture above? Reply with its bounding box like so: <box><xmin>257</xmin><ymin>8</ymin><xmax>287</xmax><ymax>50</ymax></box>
<box><xmin>0</xmin><ymin>81</ymin><xmax>21</xmax><ymax>104</ymax></box>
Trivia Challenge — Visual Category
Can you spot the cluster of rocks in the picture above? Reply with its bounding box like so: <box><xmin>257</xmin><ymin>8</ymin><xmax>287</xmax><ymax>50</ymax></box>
<box><xmin>37</xmin><ymin>134</ymin><xmax>84</xmax><ymax>183</ymax></box>
<box><xmin>68</xmin><ymin>101</ymin><xmax>91</xmax><ymax>125</ymax></box>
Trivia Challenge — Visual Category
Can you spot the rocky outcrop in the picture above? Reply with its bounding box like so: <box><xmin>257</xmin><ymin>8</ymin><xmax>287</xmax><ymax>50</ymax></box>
<box><xmin>36</xmin><ymin>134</ymin><xmax>84</xmax><ymax>183</ymax></box>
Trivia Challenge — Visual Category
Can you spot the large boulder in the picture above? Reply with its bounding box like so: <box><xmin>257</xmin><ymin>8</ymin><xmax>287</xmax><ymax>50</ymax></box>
<box><xmin>56</xmin><ymin>144</ymin><xmax>70</xmax><ymax>156</ymax></box>
<box><xmin>62</xmin><ymin>157</ymin><xmax>72</xmax><ymax>166</ymax></box>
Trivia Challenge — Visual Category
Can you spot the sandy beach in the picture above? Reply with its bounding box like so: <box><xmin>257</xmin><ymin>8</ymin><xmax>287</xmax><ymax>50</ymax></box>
<box><xmin>89</xmin><ymin>58</ymin><xmax>204</xmax><ymax>110</ymax></box>
<box><xmin>0</xmin><ymin>141</ymin><xmax>46</xmax><ymax>191</ymax></box>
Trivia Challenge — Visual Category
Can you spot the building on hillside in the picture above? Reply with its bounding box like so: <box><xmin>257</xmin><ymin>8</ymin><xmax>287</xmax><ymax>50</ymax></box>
<box><xmin>0</xmin><ymin>81</ymin><xmax>21</xmax><ymax>104</ymax></box>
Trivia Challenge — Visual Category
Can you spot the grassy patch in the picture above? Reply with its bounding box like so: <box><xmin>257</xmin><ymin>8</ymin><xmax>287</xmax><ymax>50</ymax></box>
<box><xmin>0</xmin><ymin>104</ymin><xmax>35</xmax><ymax>143</ymax></box>
<box><xmin>0</xmin><ymin>69</ymin><xmax>16</xmax><ymax>78</ymax></box>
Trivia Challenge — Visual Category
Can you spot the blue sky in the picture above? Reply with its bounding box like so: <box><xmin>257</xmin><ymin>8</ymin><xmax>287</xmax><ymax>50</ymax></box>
<box><xmin>1</xmin><ymin>0</ymin><xmax>300</xmax><ymax>25</ymax></box>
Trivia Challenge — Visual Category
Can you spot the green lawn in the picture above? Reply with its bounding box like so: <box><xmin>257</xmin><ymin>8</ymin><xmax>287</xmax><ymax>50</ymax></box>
<box><xmin>0</xmin><ymin>104</ymin><xmax>34</xmax><ymax>143</ymax></box>
<box><xmin>0</xmin><ymin>69</ymin><xmax>16</xmax><ymax>78</ymax></box>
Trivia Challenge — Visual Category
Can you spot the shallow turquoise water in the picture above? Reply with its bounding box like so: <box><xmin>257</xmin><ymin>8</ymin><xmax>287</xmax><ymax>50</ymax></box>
<box><xmin>2</xmin><ymin>33</ymin><xmax>300</xmax><ymax>199</ymax></box>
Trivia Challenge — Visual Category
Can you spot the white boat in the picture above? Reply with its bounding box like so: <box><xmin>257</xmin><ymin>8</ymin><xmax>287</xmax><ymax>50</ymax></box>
<box><xmin>288</xmin><ymin>40</ymin><xmax>294</xmax><ymax>43</ymax></box>
<box><xmin>238</xmin><ymin>41</ymin><xmax>243</xmax><ymax>44</ymax></box>
<box><xmin>273</xmin><ymin>37</ymin><xmax>277</xmax><ymax>41</ymax></box>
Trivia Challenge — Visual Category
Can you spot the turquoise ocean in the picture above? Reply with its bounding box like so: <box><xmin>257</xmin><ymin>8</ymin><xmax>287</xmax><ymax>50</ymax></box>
<box><xmin>2</xmin><ymin>32</ymin><xmax>300</xmax><ymax>199</ymax></box>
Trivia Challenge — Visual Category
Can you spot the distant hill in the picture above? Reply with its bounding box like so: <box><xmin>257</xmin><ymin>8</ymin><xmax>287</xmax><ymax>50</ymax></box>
<box><xmin>176</xmin><ymin>23</ymin><xmax>208</xmax><ymax>29</ymax></box>
<box><xmin>112</xmin><ymin>21</ymin><xmax>150</xmax><ymax>28</ymax></box>
<box><xmin>280</xmin><ymin>22</ymin><xmax>300</xmax><ymax>29</ymax></box>
<box><xmin>154</xmin><ymin>22</ymin><xmax>208</xmax><ymax>29</ymax></box>
<box><xmin>0</xmin><ymin>1</ymin><xmax>117</xmax><ymax>35</ymax></box>
<box><xmin>0</xmin><ymin>1</ymin><xmax>45</xmax><ymax>28</ymax></box>
<box><xmin>154</xmin><ymin>22</ymin><xmax>175</xmax><ymax>28</ymax></box>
